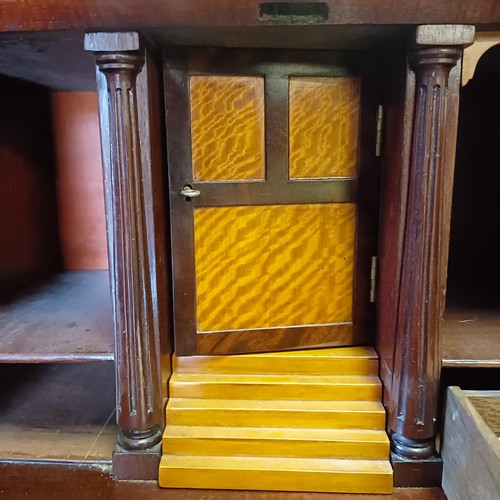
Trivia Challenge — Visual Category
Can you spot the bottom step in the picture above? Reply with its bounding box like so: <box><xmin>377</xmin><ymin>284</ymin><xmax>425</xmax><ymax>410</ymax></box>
<box><xmin>159</xmin><ymin>455</ymin><xmax>393</xmax><ymax>494</ymax></box>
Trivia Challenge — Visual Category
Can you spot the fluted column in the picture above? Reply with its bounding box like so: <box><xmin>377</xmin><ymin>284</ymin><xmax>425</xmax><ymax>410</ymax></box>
<box><xmin>85</xmin><ymin>33</ymin><xmax>165</xmax><ymax>458</ymax></box>
<box><xmin>390</xmin><ymin>25</ymin><xmax>474</xmax><ymax>460</ymax></box>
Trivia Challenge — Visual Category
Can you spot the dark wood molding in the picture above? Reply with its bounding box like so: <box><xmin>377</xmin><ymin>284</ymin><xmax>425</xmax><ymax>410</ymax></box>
<box><xmin>387</xmin><ymin>25</ymin><xmax>473</xmax><ymax>460</ymax></box>
<box><xmin>86</xmin><ymin>32</ymin><xmax>169</xmax><ymax>457</ymax></box>
<box><xmin>189</xmin><ymin>180</ymin><xmax>356</xmax><ymax>207</ymax></box>
<box><xmin>197</xmin><ymin>324</ymin><xmax>353</xmax><ymax>355</ymax></box>
<box><xmin>1</xmin><ymin>0</ymin><xmax>499</xmax><ymax>33</ymax></box>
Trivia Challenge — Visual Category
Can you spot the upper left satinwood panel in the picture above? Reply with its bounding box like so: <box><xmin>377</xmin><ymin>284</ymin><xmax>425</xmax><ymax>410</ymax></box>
<box><xmin>189</xmin><ymin>76</ymin><xmax>265</xmax><ymax>181</ymax></box>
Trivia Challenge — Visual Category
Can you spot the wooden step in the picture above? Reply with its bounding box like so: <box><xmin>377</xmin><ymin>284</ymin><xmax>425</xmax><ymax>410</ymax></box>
<box><xmin>159</xmin><ymin>455</ymin><xmax>393</xmax><ymax>493</ymax></box>
<box><xmin>174</xmin><ymin>347</ymin><xmax>378</xmax><ymax>376</ymax></box>
<box><xmin>163</xmin><ymin>425</ymin><xmax>390</xmax><ymax>459</ymax></box>
<box><xmin>170</xmin><ymin>373</ymin><xmax>382</xmax><ymax>401</ymax></box>
<box><xmin>166</xmin><ymin>398</ymin><xmax>386</xmax><ymax>429</ymax></box>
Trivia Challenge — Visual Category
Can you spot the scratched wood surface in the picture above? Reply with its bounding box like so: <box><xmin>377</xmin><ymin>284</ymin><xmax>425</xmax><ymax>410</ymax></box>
<box><xmin>0</xmin><ymin>362</ymin><xmax>116</xmax><ymax>462</ymax></box>
<box><xmin>0</xmin><ymin>271</ymin><xmax>113</xmax><ymax>362</ymax></box>
<box><xmin>190</xmin><ymin>76</ymin><xmax>265</xmax><ymax>181</ymax></box>
<box><xmin>0</xmin><ymin>460</ymin><xmax>447</xmax><ymax>500</ymax></box>
<box><xmin>442</xmin><ymin>387</ymin><xmax>500</xmax><ymax>500</ymax></box>
<box><xmin>467</xmin><ymin>391</ymin><xmax>500</xmax><ymax>437</ymax></box>
<box><xmin>289</xmin><ymin>77</ymin><xmax>360</xmax><ymax>179</ymax></box>
<box><xmin>194</xmin><ymin>203</ymin><xmax>356</xmax><ymax>332</ymax></box>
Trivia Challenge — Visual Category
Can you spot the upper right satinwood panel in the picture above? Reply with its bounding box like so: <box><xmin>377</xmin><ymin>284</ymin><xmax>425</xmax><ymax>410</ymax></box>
<box><xmin>289</xmin><ymin>77</ymin><xmax>360</xmax><ymax>179</ymax></box>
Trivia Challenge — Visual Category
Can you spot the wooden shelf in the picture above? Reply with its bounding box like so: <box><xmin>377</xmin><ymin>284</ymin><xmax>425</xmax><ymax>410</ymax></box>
<box><xmin>442</xmin><ymin>307</ymin><xmax>500</xmax><ymax>368</ymax></box>
<box><xmin>0</xmin><ymin>270</ymin><xmax>113</xmax><ymax>363</ymax></box>
<box><xmin>0</xmin><ymin>362</ymin><xmax>116</xmax><ymax>463</ymax></box>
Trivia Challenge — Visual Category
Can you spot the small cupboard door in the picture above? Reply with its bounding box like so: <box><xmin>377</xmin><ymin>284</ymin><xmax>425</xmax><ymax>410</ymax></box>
<box><xmin>164</xmin><ymin>49</ymin><xmax>379</xmax><ymax>356</ymax></box>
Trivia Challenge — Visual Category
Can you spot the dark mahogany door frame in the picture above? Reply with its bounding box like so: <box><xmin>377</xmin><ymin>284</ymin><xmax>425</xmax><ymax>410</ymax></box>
<box><xmin>163</xmin><ymin>48</ymin><xmax>381</xmax><ymax>356</ymax></box>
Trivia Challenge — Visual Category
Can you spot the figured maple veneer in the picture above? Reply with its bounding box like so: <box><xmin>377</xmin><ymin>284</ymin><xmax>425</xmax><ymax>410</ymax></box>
<box><xmin>190</xmin><ymin>76</ymin><xmax>265</xmax><ymax>181</ymax></box>
<box><xmin>289</xmin><ymin>77</ymin><xmax>360</xmax><ymax>179</ymax></box>
<box><xmin>194</xmin><ymin>203</ymin><xmax>356</xmax><ymax>332</ymax></box>
<box><xmin>160</xmin><ymin>347</ymin><xmax>392</xmax><ymax>493</ymax></box>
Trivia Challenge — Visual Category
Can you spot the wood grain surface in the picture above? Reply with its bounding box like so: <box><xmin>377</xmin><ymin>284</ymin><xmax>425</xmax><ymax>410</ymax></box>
<box><xmin>0</xmin><ymin>362</ymin><xmax>116</xmax><ymax>462</ymax></box>
<box><xmin>289</xmin><ymin>77</ymin><xmax>360</xmax><ymax>179</ymax></box>
<box><xmin>0</xmin><ymin>460</ymin><xmax>446</xmax><ymax>500</ymax></box>
<box><xmin>51</xmin><ymin>91</ymin><xmax>108</xmax><ymax>270</ymax></box>
<box><xmin>0</xmin><ymin>0</ymin><xmax>498</xmax><ymax>33</ymax></box>
<box><xmin>442</xmin><ymin>387</ymin><xmax>500</xmax><ymax>500</ymax></box>
<box><xmin>467</xmin><ymin>391</ymin><xmax>500</xmax><ymax>437</ymax></box>
<box><xmin>0</xmin><ymin>271</ymin><xmax>113</xmax><ymax>362</ymax></box>
<box><xmin>442</xmin><ymin>307</ymin><xmax>500</xmax><ymax>367</ymax></box>
<box><xmin>190</xmin><ymin>76</ymin><xmax>265</xmax><ymax>181</ymax></box>
<box><xmin>194</xmin><ymin>204</ymin><xmax>355</xmax><ymax>331</ymax></box>
<box><xmin>197</xmin><ymin>324</ymin><xmax>353</xmax><ymax>355</ymax></box>
<box><xmin>165</xmin><ymin>47</ymin><xmax>375</xmax><ymax>355</ymax></box>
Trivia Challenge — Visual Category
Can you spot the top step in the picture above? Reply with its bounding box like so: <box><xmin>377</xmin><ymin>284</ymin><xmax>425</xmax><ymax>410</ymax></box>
<box><xmin>174</xmin><ymin>347</ymin><xmax>378</xmax><ymax>376</ymax></box>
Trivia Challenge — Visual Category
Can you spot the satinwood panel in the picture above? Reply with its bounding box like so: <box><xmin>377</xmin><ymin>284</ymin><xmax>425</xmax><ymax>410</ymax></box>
<box><xmin>289</xmin><ymin>77</ymin><xmax>360</xmax><ymax>179</ymax></box>
<box><xmin>194</xmin><ymin>203</ymin><xmax>356</xmax><ymax>332</ymax></box>
<box><xmin>190</xmin><ymin>76</ymin><xmax>265</xmax><ymax>181</ymax></box>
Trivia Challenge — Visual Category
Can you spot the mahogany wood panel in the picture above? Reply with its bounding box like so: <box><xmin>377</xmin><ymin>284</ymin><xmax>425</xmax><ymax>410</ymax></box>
<box><xmin>190</xmin><ymin>76</ymin><xmax>265</xmax><ymax>181</ymax></box>
<box><xmin>51</xmin><ymin>91</ymin><xmax>108</xmax><ymax>270</ymax></box>
<box><xmin>376</xmin><ymin>52</ymin><xmax>415</xmax><ymax>433</ymax></box>
<box><xmin>0</xmin><ymin>461</ymin><xmax>447</xmax><ymax>500</ymax></box>
<box><xmin>0</xmin><ymin>77</ymin><xmax>61</xmax><ymax>298</ymax></box>
<box><xmin>197</xmin><ymin>324</ymin><xmax>353</xmax><ymax>355</ymax></box>
<box><xmin>194</xmin><ymin>204</ymin><xmax>355</xmax><ymax>331</ymax></box>
<box><xmin>289</xmin><ymin>77</ymin><xmax>360</xmax><ymax>179</ymax></box>
<box><xmin>1</xmin><ymin>0</ymin><xmax>500</xmax><ymax>33</ymax></box>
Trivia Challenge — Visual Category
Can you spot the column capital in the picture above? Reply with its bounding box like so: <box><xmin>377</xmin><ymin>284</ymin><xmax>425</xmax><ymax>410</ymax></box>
<box><xmin>84</xmin><ymin>32</ymin><xmax>141</xmax><ymax>53</ymax></box>
<box><xmin>94</xmin><ymin>52</ymin><xmax>145</xmax><ymax>74</ymax></box>
<box><xmin>415</xmin><ymin>24</ymin><xmax>475</xmax><ymax>47</ymax></box>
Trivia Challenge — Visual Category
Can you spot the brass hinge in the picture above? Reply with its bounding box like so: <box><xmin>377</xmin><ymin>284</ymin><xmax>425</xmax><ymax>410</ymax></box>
<box><xmin>375</xmin><ymin>105</ymin><xmax>384</xmax><ymax>157</ymax></box>
<box><xmin>370</xmin><ymin>256</ymin><xmax>378</xmax><ymax>303</ymax></box>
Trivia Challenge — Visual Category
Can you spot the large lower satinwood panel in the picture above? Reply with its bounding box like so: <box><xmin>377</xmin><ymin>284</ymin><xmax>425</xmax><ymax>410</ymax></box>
<box><xmin>190</xmin><ymin>76</ymin><xmax>265</xmax><ymax>181</ymax></box>
<box><xmin>194</xmin><ymin>203</ymin><xmax>356</xmax><ymax>332</ymax></box>
<box><xmin>289</xmin><ymin>77</ymin><xmax>360</xmax><ymax>179</ymax></box>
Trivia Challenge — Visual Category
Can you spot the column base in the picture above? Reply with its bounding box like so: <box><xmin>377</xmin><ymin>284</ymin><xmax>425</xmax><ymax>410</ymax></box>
<box><xmin>391</xmin><ymin>451</ymin><xmax>443</xmax><ymax>487</ymax></box>
<box><xmin>112</xmin><ymin>442</ymin><xmax>162</xmax><ymax>480</ymax></box>
<box><xmin>391</xmin><ymin>432</ymin><xmax>435</xmax><ymax>459</ymax></box>
<box><xmin>118</xmin><ymin>427</ymin><xmax>162</xmax><ymax>451</ymax></box>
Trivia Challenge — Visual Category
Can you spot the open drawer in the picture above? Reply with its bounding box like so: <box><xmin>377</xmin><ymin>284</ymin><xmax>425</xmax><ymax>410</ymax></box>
<box><xmin>442</xmin><ymin>387</ymin><xmax>500</xmax><ymax>499</ymax></box>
